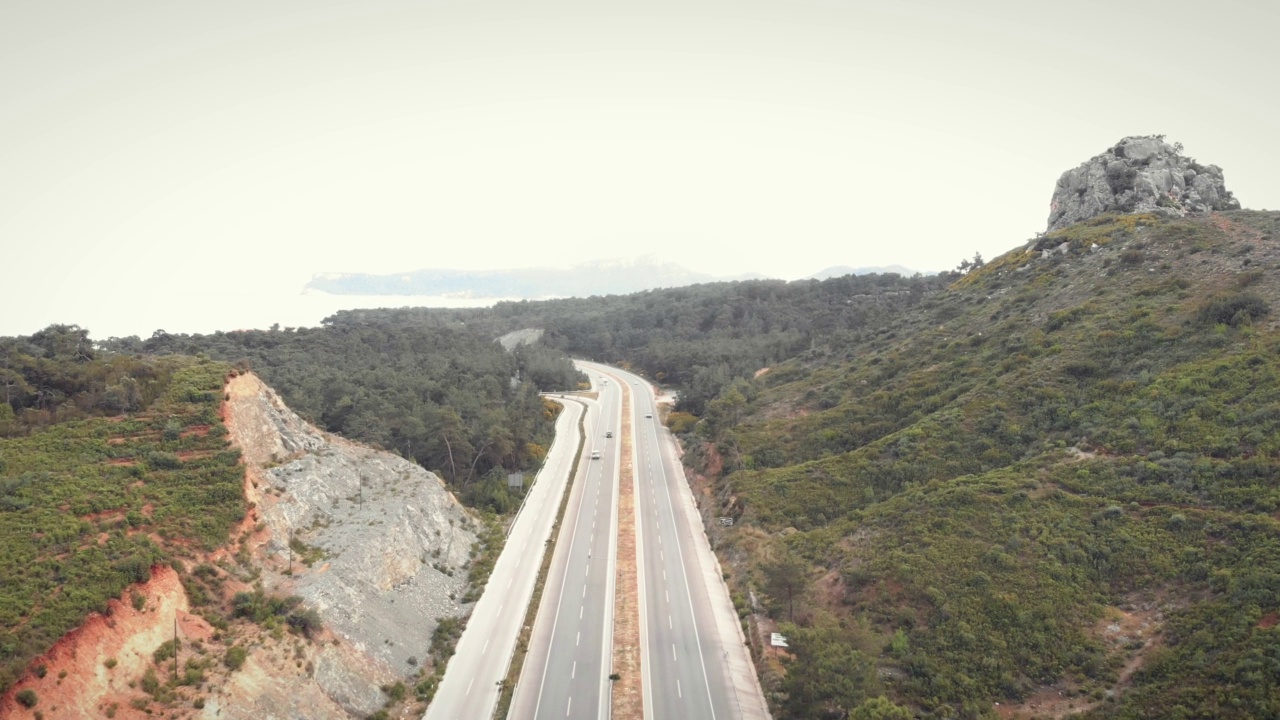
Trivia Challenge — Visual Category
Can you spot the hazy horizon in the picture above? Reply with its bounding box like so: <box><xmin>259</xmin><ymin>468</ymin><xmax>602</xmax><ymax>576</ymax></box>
<box><xmin>4</xmin><ymin>0</ymin><xmax>1278</xmax><ymax>338</ymax></box>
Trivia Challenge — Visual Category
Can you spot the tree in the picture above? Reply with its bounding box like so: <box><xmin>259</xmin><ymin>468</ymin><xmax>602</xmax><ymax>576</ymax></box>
<box><xmin>761</xmin><ymin>544</ymin><xmax>810</xmax><ymax>622</ymax></box>
<box><xmin>29</xmin><ymin>324</ymin><xmax>94</xmax><ymax>361</ymax></box>
<box><xmin>849</xmin><ymin>696</ymin><xmax>913</xmax><ymax>720</ymax></box>
<box><xmin>782</xmin><ymin>625</ymin><xmax>877</xmax><ymax>718</ymax></box>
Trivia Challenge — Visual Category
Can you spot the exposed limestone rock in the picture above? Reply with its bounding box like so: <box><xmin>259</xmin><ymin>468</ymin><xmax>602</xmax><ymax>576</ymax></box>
<box><xmin>497</xmin><ymin>327</ymin><xmax>544</xmax><ymax>351</ymax></box>
<box><xmin>221</xmin><ymin>373</ymin><xmax>481</xmax><ymax>716</ymax></box>
<box><xmin>1047</xmin><ymin>135</ymin><xmax>1239</xmax><ymax>231</ymax></box>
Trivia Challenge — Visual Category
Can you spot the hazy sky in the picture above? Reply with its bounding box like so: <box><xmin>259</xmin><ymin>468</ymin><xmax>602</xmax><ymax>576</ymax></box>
<box><xmin>3</xmin><ymin>0</ymin><xmax>1277</xmax><ymax>337</ymax></box>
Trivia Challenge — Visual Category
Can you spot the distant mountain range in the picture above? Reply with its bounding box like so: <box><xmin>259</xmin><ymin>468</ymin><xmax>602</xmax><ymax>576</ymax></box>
<box><xmin>304</xmin><ymin>256</ymin><xmax>923</xmax><ymax>298</ymax></box>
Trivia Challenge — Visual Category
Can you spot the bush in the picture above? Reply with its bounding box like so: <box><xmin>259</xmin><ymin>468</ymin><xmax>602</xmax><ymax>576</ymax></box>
<box><xmin>140</xmin><ymin>667</ymin><xmax>160</xmax><ymax>695</ymax></box>
<box><xmin>287</xmin><ymin>608</ymin><xmax>323</xmax><ymax>638</ymax></box>
<box><xmin>1198</xmin><ymin>293</ymin><xmax>1270</xmax><ymax>327</ymax></box>
<box><xmin>15</xmin><ymin>688</ymin><xmax>37</xmax><ymax>708</ymax></box>
<box><xmin>145</xmin><ymin>451</ymin><xmax>181</xmax><ymax>470</ymax></box>
<box><xmin>153</xmin><ymin>639</ymin><xmax>179</xmax><ymax>663</ymax></box>
<box><xmin>382</xmin><ymin>681</ymin><xmax>407</xmax><ymax>703</ymax></box>
<box><xmin>224</xmin><ymin>645</ymin><xmax>248</xmax><ymax>671</ymax></box>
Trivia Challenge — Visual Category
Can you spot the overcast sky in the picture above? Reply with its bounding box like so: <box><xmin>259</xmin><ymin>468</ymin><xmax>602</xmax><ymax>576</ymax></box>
<box><xmin>3</xmin><ymin>0</ymin><xmax>1277</xmax><ymax>337</ymax></box>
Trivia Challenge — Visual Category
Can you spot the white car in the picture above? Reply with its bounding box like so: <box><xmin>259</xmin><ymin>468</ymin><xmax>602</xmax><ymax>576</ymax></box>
<box><xmin>591</xmin><ymin>450</ymin><xmax>601</xmax><ymax>459</ymax></box>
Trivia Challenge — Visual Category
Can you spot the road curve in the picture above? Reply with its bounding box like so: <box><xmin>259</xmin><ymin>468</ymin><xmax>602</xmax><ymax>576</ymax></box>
<box><xmin>425</xmin><ymin>396</ymin><xmax>586</xmax><ymax>720</ymax></box>
<box><xmin>511</xmin><ymin>371</ymin><xmax>622</xmax><ymax>719</ymax></box>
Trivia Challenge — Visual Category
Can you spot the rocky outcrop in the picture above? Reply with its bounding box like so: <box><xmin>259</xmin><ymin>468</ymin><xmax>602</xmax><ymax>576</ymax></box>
<box><xmin>1048</xmin><ymin>135</ymin><xmax>1239</xmax><ymax>231</ymax></box>
<box><xmin>497</xmin><ymin>327</ymin><xmax>544</xmax><ymax>351</ymax></box>
<box><xmin>219</xmin><ymin>373</ymin><xmax>481</xmax><ymax>717</ymax></box>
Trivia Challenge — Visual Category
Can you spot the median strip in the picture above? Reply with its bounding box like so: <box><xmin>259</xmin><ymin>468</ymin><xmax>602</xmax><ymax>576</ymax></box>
<box><xmin>612</xmin><ymin>380</ymin><xmax>643</xmax><ymax>719</ymax></box>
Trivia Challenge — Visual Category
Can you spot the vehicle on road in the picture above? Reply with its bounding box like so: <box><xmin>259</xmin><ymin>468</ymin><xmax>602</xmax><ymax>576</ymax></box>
<box><xmin>606</xmin><ymin>431</ymin><xmax>613</xmax><ymax>438</ymax></box>
<box><xmin>645</xmin><ymin>413</ymin><xmax>652</xmax><ymax>418</ymax></box>
<box><xmin>590</xmin><ymin>449</ymin><xmax>601</xmax><ymax>459</ymax></box>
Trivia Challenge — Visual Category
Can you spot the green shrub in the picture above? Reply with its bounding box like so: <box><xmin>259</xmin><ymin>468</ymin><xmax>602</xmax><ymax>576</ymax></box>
<box><xmin>1198</xmin><ymin>292</ymin><xmax>1270</xmax><ymax>327</ymax></box>
<box><xmin>224</xmin><ymin>645</ymin><xmax>248</xmax><ymax>671</ymax></box>
<box><xmin>15</xmin><ymin>688</ymin><xmax>37</xmax><ymax>708</ymax></box>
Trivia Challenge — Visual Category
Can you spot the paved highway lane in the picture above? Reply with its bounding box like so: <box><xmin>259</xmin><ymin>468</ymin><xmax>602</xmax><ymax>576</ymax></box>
<box><xmin>511</xmin><ymin>372</ymin><xmax>622</xmax><ymax>720</ymax></box>
<box><xmin>426</xmin><ymin>397</ymin><xmax>587</xmax><ymax>720</ymax></box>
<box><xmin>629</xmin><ymin>379</ymin><xmax>726</xmax><ymax>720</ymax></box>
<box><xmin>578</xmin><ymin>362</ymin><xmax>769</xmax><ymax>720</ymax></box>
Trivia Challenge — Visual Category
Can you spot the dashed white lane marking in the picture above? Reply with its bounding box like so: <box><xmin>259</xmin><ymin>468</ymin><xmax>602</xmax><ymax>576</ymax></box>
<box><xmin>580</xmin><ymin>605</ymin><xmax>584</xmax><ymax>619</ymax></box>
<box><xmin>668</xmin><ymin>615</ymin><xmax>672</xmax><ymax>629</ymax></box>
<box><xmin>576</xmin><ymin>631</ymin><xmax>581</xmax><ymax>646</ymax></box>
<box><xmin>482</xmin><ymin>638</ymin><xmax>489</xmax><ymax>654</ymax></box>
<box><xmin>678</xmin><ymin>679</ymin><xmax>683</xmax><ymax>698</ymax></box>
<box><xmin>566</xmin><ymin>697</ymin><xmax>572</xmax><ymax>717</ymax></box>
<box><xmin>466</xmin><ymin>678</ymin><xmax>474</xmax><ymax>696</ymax></box>
<box><xmin>672</xmin><ymin>644</ymin><xmax>677</xmax><ymax>661</ymax></box>
<box><xmin>572</xmin><ymin>660</ymin><xmax>577</xmax><ymax>679</ymax></box>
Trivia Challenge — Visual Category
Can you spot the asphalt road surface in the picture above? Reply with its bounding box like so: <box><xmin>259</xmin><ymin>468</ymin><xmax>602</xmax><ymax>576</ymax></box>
<box><xmin>577</xmin><ymin>361</ymin><xmax>768</xmax><ymax>720</ymax></box>
<box><xmin>425</xmin><ymin>396</ymin><xmax>587</xmax><ymax>720</ymax></box>
<box><xmin>511</xmin><ymin>372</ymin><xmax>621</xmax><ymax>719</ymax></box>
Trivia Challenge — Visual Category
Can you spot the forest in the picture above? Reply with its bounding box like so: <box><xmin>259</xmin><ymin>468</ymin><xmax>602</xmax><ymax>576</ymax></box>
<box><xmin>332</xmin><ymin>270</ymin><xmax>954</xmax><ymax>415</ymax></box>
<box><xmin>0</xmin><ymin>318</ymin><xmax>583</xmax><ymax>695</ymax></box>
<box><xmin>113</xmin><ymin>313</ymin><xmax>583</xmax><ymax>508</ymax></box>
<box><xmin>6</xmin><ymin>211</ymin><xmax>1280</xmax><ymax>717</ymax></box>
<box><xmin>667</xmin><ymin>212</ymin><xmax>1280</xmax><ymax>719</ymax></box>
<box><xmin>332</xmin><ymin>211</ymin><xmax>1280</xmax><ymax>718</ymax></box>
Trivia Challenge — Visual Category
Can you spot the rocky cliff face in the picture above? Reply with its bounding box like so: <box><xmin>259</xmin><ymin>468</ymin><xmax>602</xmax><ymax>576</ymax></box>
<box><xmin>1047</xmin><ymin>135</ymin><xmax>1239</xmax><ymax>231</ymax></box>
<box><xmin>212</xmin><ymin>373</ymin><xmax>482</xmax><ymax>718</ymax></box>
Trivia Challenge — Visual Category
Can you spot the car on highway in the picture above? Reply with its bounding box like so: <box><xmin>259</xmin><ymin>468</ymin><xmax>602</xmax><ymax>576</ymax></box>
<box><xmin>606</xmin><ymin>431</ymin><xmax>613</xmax><ymax>438</ymax></box>
<box><xmin>590</xmin><ymin>449</ymin><xmax>601</xmax><ymax>459</ymax></box>
<box><xmin>645</xmin><ymin>413</ymin><xmax>652</xmax><ymax>418</ymax></box>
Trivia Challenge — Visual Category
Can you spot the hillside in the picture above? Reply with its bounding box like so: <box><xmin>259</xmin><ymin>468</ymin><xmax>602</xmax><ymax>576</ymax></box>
<box><xmin>334</xmin><ymin>270</ymin><xmax>953</xmax><ymax>415</ymax></box>
<box><xmin>123</xmin><ymin>315</ymin><xmax>580</xmax><ymax>511</ymax></box>
<box><xmin>0</xmin><ymin>350</ymin><xmax>243</xmax><ymax>697</ymax></box>
<box><xmin>0</xmin><ymin>332</ymin><xmax>502</xmax><ymax>718</ymax></box>
<box><xmin>690</xmin><ymin>211</ymin><xmax>1280</xmax><ymax>718</ymax></box>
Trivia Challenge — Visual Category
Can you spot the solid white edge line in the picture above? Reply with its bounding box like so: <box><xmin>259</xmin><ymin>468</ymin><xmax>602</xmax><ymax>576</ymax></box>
<box><xmin>530</xmin><ymin>397</ymin><xmax>595</xmax><ymax>720</ymax></box>
<box><xmin>650</xmin><ymin>392</ymin><xmax>718</xmax><ymax>720</ymax></box>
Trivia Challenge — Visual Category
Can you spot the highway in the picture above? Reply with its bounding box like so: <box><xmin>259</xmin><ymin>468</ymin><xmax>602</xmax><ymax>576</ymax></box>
<box><xmin>579</xmin><ymin>361</ymin><xmax>768</xmax><ymax>720</ymax></box>
<box><xmin>510</xmin><ymin>371</ymin><xmax>621</xmax><ymax>719</ymax></box>
<box><xmin>425</xmin><ymin>395</ymin><xmax>588</xmax><ymax>720</ymax></box>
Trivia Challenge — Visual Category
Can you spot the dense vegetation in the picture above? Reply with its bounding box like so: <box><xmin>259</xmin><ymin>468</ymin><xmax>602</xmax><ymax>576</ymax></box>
<box><xmin>115</xmin><ymin>314</ymin><xmax>582</xmax><ymax>486</ymax></box>
<box><xmin>1</xmin><ymin>317</ymin><xmax>582</xmax><ymax>699</ymax></box>
<box><xmin>345</xmin><ymin>211</ymin><xmax>1277</xmax><ymax>718</ymax></box>
<box><xmin>672</xmin><ymin>211</ymin><xmax>1280</xmax><ymax>718</ymax></box>
<box><xmin>335</xmin><ymin>271</ymin><xmax>952</xmax><ymax>415</ymax></box>
<box><xmin>0</xmin><ymin>339</ymin><xmax>242</xmax><ymax>693</ymax></box>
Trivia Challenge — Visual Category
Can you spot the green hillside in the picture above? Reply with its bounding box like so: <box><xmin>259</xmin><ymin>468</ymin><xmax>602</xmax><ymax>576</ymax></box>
<box><xmin>0</xmin><ymin>337</ymin><xmax>243</xmax><ymax>692</ymax></box>
<box><xmin>124</xmin><ymin>315</ymin><xmax>582</xmax><ymax>511</ymax></box>
<box><xmin>690</xmin><ymin>211</ymin><xmax>1280</xmax><ymax>718</ymax></box>
<box><xmin>311</xmin><ymin>211</ymin><xmax>1280</xmax><ymax>717</ymax></box>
